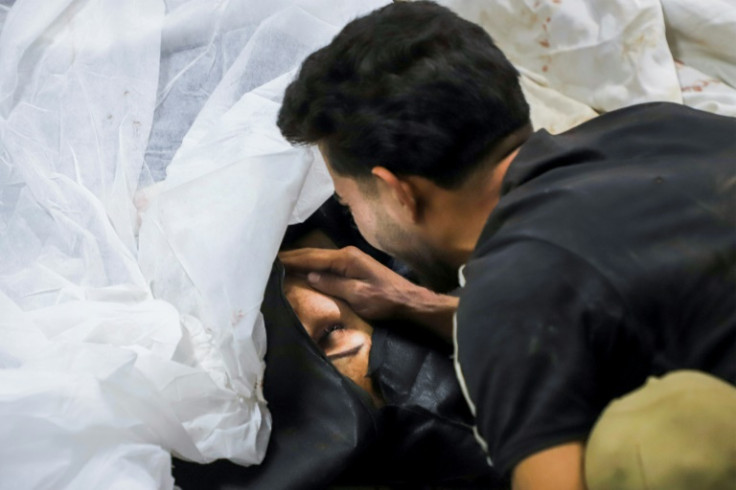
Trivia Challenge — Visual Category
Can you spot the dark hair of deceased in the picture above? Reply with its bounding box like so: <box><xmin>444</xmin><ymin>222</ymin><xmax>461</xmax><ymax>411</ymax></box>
<box><xmin>277</xmin><ymin>1</ymin><xmax>530</xmax><ymax>189</ymax></box>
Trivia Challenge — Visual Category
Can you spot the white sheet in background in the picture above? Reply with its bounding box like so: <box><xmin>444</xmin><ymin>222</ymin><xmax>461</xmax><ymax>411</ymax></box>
<box><xmin>1</xmin><ymin>0</ymin><xmax>734</xmax><ymax>488</ymax></box>
<box><xmin>439</xmin><ymin>0</ymin><xmax>736</xmax><ymax>119</ymax></box>
<box><xmin>520</xmin><ymin>71</ymin><xmax>599</xmax><ymax>133</ymax></box>
<box><xmin>0</xmin><ymin>0</ymin><xmax>387</xmax><ymax>489</ymax></box>
<box><xmin>660</xmin><ymin>0</ymin><xmax>736</xmax><ymax>117</ymax></box>
<box><xmin>440</xmin><ymin>0</ymin><xmax>682</xmax><ymax>112</ymax></box>
<box><xmin>662</xmin><ymin>0</ymin><xmax>736</xmax><ymax>90</ymax></box>
<box><xmin>675</xmin><ymin>61</ymin><xmax>736</xmax><ymax>118</ymax></box>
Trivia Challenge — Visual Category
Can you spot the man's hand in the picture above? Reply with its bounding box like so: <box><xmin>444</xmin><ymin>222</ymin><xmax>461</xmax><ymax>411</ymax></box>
<box><xmin>279</xmin><ymin>246</ymin><xmax>458</xmax><ymax>341</ymax></box>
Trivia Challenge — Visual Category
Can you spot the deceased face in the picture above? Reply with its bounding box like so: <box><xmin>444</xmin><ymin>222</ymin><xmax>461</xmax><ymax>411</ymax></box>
<box><xmin>283</xmin><ymin>274</ymin><xmax>382</xmax><ymax>406</ymax></box>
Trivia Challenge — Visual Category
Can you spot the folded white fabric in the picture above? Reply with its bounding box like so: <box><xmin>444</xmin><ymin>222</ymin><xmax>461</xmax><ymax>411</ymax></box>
<box><xmin>1</xmin><ymin>0</ymin><xmax>733</xmax><ymax>488</ymax></box>
<box><xmin>441</xmin><ymin>0</ymin><xmax>736</xmax><ymax>118</ymax></box>
<box><xmin>0</xmin><ymin>0</ymin><xmax>386</xmax><ymax>488</ymax></box>
<box><xmin>662</xmin><ymin>0</ymin><xmax>736</xmax><ymax>90</ymax></box>
<box><xmin>441</xmin><ymin>0</ymin><xmax>682</xmax><ymax>112</ymax></box>
<box><xmin>662</xmin><ymin>0</ymin><xmax>736</xmax><ymax>116</ymax></box>
<box><xmin>675</xmin><ymin>62</ymin><xmax>736</xmax><ymax>117</ymax></box>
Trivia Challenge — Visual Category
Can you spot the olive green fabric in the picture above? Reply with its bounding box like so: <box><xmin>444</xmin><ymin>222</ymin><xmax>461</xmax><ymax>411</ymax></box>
<box><xmin>585</xmin><ymin>371</ymin><xmax>736</xmax><ymax>490</ymax></box>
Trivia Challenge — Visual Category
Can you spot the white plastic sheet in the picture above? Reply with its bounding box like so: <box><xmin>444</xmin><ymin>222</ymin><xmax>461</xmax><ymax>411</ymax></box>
<box><xmin>1</xmin><ymin>0</ymin><xmax>734</xmax><ymax>488</ymax></box>
<box><xmin>0</xmin><ymin>0</ymin><xmax>387</xmax><ymax>488</ymax></box>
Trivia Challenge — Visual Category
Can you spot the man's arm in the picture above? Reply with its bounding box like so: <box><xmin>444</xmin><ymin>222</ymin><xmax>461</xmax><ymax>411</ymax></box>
<box><xmin>512</xmin><ymin>442</ymin><xmax>587</xmax><ymax>490</ymax></box>
<box><xmin>279</xmin><ymin>246</ymin><xmax>457</xmax><ymax>341</ymax></box>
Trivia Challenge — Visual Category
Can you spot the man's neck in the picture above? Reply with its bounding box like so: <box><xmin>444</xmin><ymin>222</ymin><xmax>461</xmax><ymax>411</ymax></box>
<box><xmin>403</xmin><ymin>124</ymin><xmax>531</xmax><ymax>270</ymax></box>
<box><xmin>430</xmin><ymin>123</ymin><xmax>532</xmax><ymax>267</ymax></box>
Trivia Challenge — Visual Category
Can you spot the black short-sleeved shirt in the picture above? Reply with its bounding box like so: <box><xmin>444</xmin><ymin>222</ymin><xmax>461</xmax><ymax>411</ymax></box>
<box><xmin>454</xmin><ymin>102</ymin><xmax>736</xmax><ymax>476</ymax></box>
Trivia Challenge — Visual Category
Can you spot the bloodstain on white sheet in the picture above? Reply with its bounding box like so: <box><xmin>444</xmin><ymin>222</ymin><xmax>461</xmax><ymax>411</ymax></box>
<box><xmin>232</xmin><ymin>309</ymin><xmax>245</xmax><ymax>326</ymax></box>
<box><xmin>682</xmin><ymin>79</ymin><xmax>718</xmax><ymax>93</ymax></box>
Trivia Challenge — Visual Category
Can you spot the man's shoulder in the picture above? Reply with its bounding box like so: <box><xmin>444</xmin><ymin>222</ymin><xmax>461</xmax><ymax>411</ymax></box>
<box><xmin>568</xmin><ymin>101</ymin><xmax>734</xmax><ymax>132</ymax></box>
<box><xmin>460</xmin><ymin>236</ymin><xmax>613</xmax><ymax>305</ymax></box>
<box><xmin>519</xmin><ymin>101</ymin><xmax>736</xmax><ymax>163</ymax></box>
<box><xmin>484</xmin><ymin>102</ymin><xmax>735</xmax><ymax>254</ymax></box>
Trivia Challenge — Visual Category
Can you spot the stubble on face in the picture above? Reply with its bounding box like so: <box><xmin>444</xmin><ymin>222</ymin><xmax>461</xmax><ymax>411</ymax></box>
<box><xmin>322</xmin><ymin>148</ymin><xmax>459</xmax><ymax>293</ymax></box>
<box><xmin>371</xmin><ymin>204</ymin><xmax>460</xmax><ymax>293</ymax></box>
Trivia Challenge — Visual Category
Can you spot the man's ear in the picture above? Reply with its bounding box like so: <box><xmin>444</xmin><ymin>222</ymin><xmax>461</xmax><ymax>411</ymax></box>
<box><xmin>371</xmin><ymin>166</ymin><xmax>420</xmax><ymax>223</ymax></box>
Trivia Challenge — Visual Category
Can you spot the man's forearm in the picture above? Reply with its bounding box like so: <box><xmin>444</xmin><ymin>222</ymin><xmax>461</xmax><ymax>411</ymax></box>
<box><xmin>513</xmin><ymin>442</ymin><xmax>587</xmax><ymax>490</ymax></box>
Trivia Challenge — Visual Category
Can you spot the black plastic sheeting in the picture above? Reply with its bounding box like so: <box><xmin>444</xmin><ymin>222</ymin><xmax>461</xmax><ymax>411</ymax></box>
<box><xmin>342</xmin><ymin>323</ymin><xmax>504</xmax><ymax>487</ymax></box>
<box><xmin>172</xmin><ymin>197</ymin><xmax>506</xmax><ymax>489</ymax></box>
<box><xmin>173</xmin><ymin>261</ymin><xmax>377</xmax><ymax>489</ymax></box>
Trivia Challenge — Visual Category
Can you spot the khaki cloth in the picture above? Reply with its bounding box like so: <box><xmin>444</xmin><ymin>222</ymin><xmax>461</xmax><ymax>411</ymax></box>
<box><xmin>585</xmin><ymin>371</ymin><xmax>736</xmax><ymax>490</ymax></box>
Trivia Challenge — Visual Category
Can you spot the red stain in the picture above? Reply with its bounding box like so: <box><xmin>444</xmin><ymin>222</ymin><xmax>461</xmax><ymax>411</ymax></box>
<box><xmin>542</xmin><ymin>65</ymin><xmax>549</xmax><ymax>72</ymax></box>
<box><xmin>682</xmin><ymin>80</ymin><xmax>715</xmax><ymax>93</ymax></box>
<box><xmin>232</xmin><ymin>309</ymin><xmax>245</xmax><ymax>325</ymax></box>
<box><xmin>553</xmin><ymin>0</ymin><xmax>561</xmax><ymax>3</ymax></box>
<box><xmin>546</xmin><ymin>17</ymin><xmax>551</xmax><ymax>22</ymax></box>
<box><xmin>539</xmin><ymin>39</ymin><xmax>550</xmax><ymax>48</ymax></box>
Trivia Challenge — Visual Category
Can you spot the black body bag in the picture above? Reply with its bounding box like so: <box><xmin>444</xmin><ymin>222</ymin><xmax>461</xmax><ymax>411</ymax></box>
<box><xmin>172</xmin><ymin>198</ymin><xmax>504</xmax><ymax>489</ymax></box>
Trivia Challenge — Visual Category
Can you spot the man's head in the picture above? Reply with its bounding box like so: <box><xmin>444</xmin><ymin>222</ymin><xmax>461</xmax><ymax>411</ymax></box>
<box><xmin>278</xmin><ymin>1</ymin><xmax>530</xmax><ymax>286</ymax></box>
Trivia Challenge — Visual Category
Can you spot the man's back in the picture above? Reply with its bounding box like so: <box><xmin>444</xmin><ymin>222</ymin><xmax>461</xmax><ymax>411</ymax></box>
<box><xmin>456</xmin><ymin>102</ymin><xmax>736</xmax><ymax>475</ymax></box>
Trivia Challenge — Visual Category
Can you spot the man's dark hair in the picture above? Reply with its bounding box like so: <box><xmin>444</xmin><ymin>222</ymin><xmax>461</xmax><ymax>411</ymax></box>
<box><xmin>277</xmin><ymin>1</ymin><xmax>530</xmax><ymax>189</ymax></box>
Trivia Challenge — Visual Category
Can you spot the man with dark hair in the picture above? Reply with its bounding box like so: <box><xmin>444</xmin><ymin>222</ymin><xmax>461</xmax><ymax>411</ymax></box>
<box><xmin>278</xmin><ymin>2</ymin><xmax>736</xmax><ymax>489</ymax></box>
<box><xmin>278</xmin><ymin>0</ymin><xmax>532</xmax><ymax>295</ymax></box>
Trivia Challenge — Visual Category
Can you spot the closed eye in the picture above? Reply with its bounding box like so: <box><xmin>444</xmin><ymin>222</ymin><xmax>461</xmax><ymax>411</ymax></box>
<box><xmin>317</xmin><ymin>323</ymin><xmax>344</xmax><ymax>346</ymax></box>
<box><xmin>327</xmin><ymin>344</ymin><xmax>363</xmax><ymax>361</ymax></box>
<box><xmin>318</xmin><ymin>323</ymin><xmax>364</xmax><ymax>360</ymax></box>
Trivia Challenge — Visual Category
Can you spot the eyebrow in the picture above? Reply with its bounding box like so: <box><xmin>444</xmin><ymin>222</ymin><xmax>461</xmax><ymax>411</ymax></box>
<box><xmin>326</xmin><ymin>343</ymin><xmax>363</xmax><ymax>361</ymax></box>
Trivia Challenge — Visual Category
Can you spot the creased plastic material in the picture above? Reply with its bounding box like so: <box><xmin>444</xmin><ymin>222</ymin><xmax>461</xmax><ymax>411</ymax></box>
<box><xmin>440</xmin><ymin>0</ymin><xmax>736</xmax><ymax>116</ymax></box>
<box><xmin>0</xmin><ymin>0</ymin><xmax>386</xmax><ymax>489</ymax></box>
<box><xmin>1</xmin><ymin>0</ymin><xmax>734</xmax><ymax>488</ymax></box>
